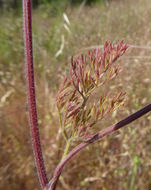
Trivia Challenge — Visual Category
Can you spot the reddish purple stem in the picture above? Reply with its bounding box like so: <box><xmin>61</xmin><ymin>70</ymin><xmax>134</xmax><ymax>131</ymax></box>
<box><xmin>49</xmin><ymin>104</ymin><xmax>151</xmax><ymax>190</ymax></box>
<box><xmin>23</xmin><ymin>0</ymin><xmax>48</xmax><ymax>188</ymax></box>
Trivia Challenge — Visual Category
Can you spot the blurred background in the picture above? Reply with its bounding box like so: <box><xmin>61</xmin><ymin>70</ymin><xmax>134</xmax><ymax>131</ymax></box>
<box><xmin>0</xmin><ymin>0</ymin><xmax>151</xmax><ymax>189</ymax></box>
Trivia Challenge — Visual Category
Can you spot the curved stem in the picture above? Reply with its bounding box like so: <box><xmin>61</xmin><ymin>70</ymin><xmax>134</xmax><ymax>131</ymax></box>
<box><xmin>23</xmin><ymin>0</ymin><xmax>48</xmax><ymax>188</ymax></box>
<box><xmin>49</xmin><ymin>104</ymin><xmax>151</xmax><ymax>190</ymax></box>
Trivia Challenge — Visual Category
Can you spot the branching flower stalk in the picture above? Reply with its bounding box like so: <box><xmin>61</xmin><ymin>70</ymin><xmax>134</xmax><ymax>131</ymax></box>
<box><xmin>22</xmin><ymin>1</ymin><xmax>151</xmax><ymax>190</ymax></box>
<box><xmin>56</xmin><ymin>40</ymin><xmax>129</xmax><ymax>159</ymax></box>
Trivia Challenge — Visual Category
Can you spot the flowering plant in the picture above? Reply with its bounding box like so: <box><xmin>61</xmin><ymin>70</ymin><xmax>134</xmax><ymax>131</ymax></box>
<box><xmin>56</xmin><ymin>41</ymin><xmax>128</xmax><ymax>145</ymax></box>
<box><xmin>23</xmin><ymin>1</ymin><xmax>151</xmax><ymax>190</ymax></box>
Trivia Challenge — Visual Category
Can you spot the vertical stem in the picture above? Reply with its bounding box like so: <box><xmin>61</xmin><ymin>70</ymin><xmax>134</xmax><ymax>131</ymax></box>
<box><xmin>61</xmin><ymin>138</ymin><xmax>72</xmax><ymax>161</ymax></box>
<box><xmin>22</xmin><ymin>0</ymin><xmax>48</xmax><ymax>188</ymax></box>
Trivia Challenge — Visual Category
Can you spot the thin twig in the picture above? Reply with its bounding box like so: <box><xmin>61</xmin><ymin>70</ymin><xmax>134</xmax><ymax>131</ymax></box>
<box><xmin>23</xmin><ymin>0</ymin><xmax>48</xmax><ymax>188</ymax></box>
<box><xmin>48</xmin><ymin>104</ymin><xmax>151</xmax><ymax>190</ymax></box>
<box><xmin>69</xmin><ymin>44</ymin><xmax>151</xmax><ymax>60</ymax></box>
<box><xmin>80</xmin><ymin>44</ymin><xmax>151</xmax><ymax>51</ymax></box>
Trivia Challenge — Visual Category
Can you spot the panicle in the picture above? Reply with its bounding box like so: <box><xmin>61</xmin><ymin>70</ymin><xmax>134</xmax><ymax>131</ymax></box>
<box><xmin>56</xmin><ymin>41</ymin><xmax>129</xmax><ymax>140</ymax></box>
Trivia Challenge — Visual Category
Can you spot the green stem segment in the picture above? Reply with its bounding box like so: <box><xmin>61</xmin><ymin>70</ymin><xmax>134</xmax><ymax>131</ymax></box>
<box><xmin>58</xmin><ymin>110</ymin><xmax>68</xmax><ymax>142</ymax></box>
<box><xmin>61</xmin><ymin>138</ymin><xmax>73</xmax><ymax>161</ymax></box>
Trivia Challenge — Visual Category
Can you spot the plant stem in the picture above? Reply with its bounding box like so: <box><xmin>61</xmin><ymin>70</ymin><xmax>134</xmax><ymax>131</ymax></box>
<box><xmin>61</xmin><ymin>138</ymin><xmax>72</xmax><ymax>161</ymax></box>
<box><xmin>58</xmin><ymin>110</ymin><xmax>68</xmax><ymax>142</ymax></box>
<box><xmin>23</xmin><ymin>0</ymin><xmax>48</xmax><ymax>188</ymax></box>
<box><xmin>48</xmin><ymin>104</ymin><xmax>151</xmax><ymax>190</ymax></box>
<box><xmin>81</xmin><ymin>95</ymin><xmax>89</xmax><ymax>109</ymax></box>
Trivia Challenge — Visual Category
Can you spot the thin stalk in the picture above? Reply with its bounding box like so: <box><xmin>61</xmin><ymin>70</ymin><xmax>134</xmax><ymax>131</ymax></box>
<box><xmin>58</xmin><ymin>110</ymin><xmax>68</xmax><ymax>142</ymax></box>
<box><xmin>61</xmin><ymin>138</ymin><xmax>73</xmax><ymax>161</ymax></box>
<box><xmin>48</xmin><ymin>104</ymin><xmax>151</xmax><ymax>190</ymax></box>
<box><xmin>23</xmin><ymin>0</ymin><xmax>48</xmax><ymax>188</ymax></box>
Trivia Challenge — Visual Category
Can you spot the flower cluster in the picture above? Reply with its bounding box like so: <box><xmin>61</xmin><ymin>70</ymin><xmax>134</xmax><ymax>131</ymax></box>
<box><xmin>56</xmin><ymin>41</ymin><xmax>129</xmax><ymax>141</ymax></box>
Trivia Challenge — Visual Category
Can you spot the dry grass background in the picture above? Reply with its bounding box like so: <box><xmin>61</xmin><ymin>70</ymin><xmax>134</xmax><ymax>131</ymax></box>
<box><xmin>0</xmin><ymin>0</ymin><xmax>151</xmax><ymax>189</ymax></box>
